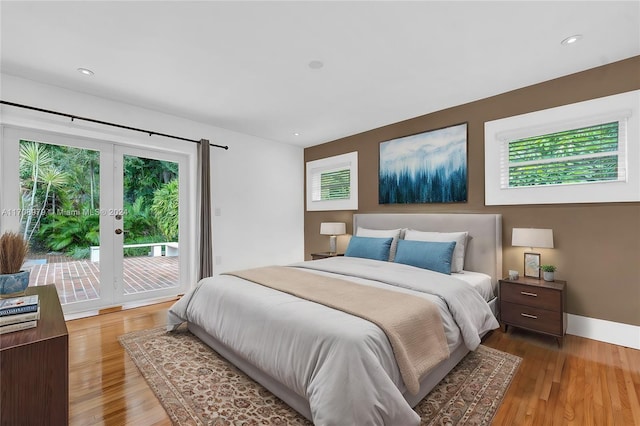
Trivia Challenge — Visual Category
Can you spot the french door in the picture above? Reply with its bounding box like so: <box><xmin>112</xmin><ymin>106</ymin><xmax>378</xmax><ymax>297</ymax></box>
<box><xmin>1</xmin><ymin>127</ymin><xmax>190</xmax><ymax>314</ymax></box>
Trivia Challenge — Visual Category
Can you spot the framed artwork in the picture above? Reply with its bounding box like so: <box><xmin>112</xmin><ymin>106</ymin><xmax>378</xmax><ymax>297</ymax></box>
<box><xmin>524</xmin><ymin>252</ymin><xmax>541</xmax><ymax>278</ymax></box>
<box><xmin>379</xmin><ymin>122</ymin><xmax>467</xmax><ymax>204</ymax></box>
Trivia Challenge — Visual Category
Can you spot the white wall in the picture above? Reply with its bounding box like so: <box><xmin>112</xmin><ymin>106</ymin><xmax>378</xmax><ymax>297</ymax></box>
<box><xmin>0</xmin><ymin>74</ymin><xmax>304</xmax><ymax>282</ymax></box>
<box><xmin>211</xmin><ymin>135</ymin><xmax>304</xmax><ymax>272</ymax></box>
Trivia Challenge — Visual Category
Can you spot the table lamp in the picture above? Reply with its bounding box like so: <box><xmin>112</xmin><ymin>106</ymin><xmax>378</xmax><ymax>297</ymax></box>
<box><xmin>320</xmin><ymin>222</ymin><xmax>346</xmax><ymax>254</ymax></box>
<box><xmin>512</xmin><ymin>228</ymin><xmax>554</xmax><ymax>278</ymax></box>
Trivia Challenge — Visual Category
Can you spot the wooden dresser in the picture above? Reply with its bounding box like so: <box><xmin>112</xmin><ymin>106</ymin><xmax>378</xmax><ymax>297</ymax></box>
<box><xmin>0</xmin><ymin>284</ymin><xmax>69</xmax><ymax>425</ymax></box>
<box><xmin>499</xmin><ymin>277</ymin><xmax>567</xmax><ymax>345</ymax></box>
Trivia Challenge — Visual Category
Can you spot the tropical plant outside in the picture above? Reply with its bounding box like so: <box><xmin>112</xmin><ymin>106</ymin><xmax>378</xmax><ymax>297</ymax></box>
<box><xmin>151</xmin><ymin>179</ymin><xmax>179</xmax><ymax>241</ymax></box>
<box><xmin>19</xmin><ymin>141</ymin><xmax>179</xmax><ymax>258</ymax></box>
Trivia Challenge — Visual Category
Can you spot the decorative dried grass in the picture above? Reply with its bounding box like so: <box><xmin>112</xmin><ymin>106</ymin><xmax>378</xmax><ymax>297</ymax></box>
<box><xmin>0</xmin><ymin>232</ymin><xmax>29</xmax><ymax>274</ymax></box>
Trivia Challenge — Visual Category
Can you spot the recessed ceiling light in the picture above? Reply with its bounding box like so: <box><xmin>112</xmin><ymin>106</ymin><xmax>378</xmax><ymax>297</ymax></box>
<box><xmin>308</xmin><ymin>60</ymin><xmax>324</xmax><ymax>70</ymax></box>
<box><xmin>77</xmin><ymin>67</ymin><xmax>94</xmax><ymax>76</ymax></box>
<box><xmin>561</xmin><ymin>35</ymin><xmax>583</xmax><ymax>45</ymax></box>
<box><xmin>293</xmin><ymin>132</ymin><xmax>301</xmax><ymax>136</ymax></box>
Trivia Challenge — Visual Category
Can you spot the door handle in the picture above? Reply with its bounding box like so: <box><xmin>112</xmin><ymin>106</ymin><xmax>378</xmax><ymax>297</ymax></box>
<box><xmin>115</xmin><ymin>229</ymin><xmax>123</xmax><ymax>235</ymax></box>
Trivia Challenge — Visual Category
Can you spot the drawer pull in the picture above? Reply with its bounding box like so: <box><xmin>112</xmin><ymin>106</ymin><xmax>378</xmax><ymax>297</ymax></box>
<box><xmin>521</xmin><ymin>313</ymin><xmax>538</xmax><ymax>319</ymax></box>
<box><xmin>520</xmin><ymin>291</ymin><xmax>538</xmax><ymax>297</ymax></box>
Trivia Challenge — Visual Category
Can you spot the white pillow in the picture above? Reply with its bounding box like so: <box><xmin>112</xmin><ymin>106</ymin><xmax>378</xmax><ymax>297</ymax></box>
<box><xmin>356</xmin><ymin>227</ymin><xmax>402</xmax><ymax>261</ymax></box>
<box><xmin>403</xmin><ymin>230</ymin><xmax>469</xmax><ymax>273</ymax></box>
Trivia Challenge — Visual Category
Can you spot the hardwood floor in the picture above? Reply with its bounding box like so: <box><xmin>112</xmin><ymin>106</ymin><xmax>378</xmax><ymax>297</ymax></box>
<box><xmin>67</xmin><ymin>301</ymin><xmax>174</xmax><ymax>426</ymax></box>
<box><xmin>484</xmin><ymin>328</ymin><xmax>640</xmax><ymax>425</ymax></box>
<box><xmin>67</xmin><ymin>302</ymin><xmax>640</xmax><ymax>425</ymax></box>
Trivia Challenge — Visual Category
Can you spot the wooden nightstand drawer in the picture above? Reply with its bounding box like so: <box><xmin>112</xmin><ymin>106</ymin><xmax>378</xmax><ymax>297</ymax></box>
<box><xmin>501</xmin><ymin>301</ymin><xmax>562</xmax><ymax>335</ymax></box>
<box><xmin>500</xmin><ymin>282</ymin><xmax>560</xmax><ymax>311</ymax></box>
<box><xmin>499</xmin><ymin>277</ymin><xmax>567</xmax><ymax>345</ymax></box>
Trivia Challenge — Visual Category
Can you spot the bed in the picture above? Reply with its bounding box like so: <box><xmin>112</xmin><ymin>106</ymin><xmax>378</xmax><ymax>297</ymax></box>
<box><xmin>168</xmin><ymin>213</ymin><xmax>502</xmax><ymax>425</ymax></box>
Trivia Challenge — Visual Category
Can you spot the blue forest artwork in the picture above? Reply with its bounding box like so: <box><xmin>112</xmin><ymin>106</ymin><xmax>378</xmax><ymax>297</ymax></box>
<box><xmin>379</xmin><ymin>123</ymin><xmax>467</xmax><ymax>204</ymax></box>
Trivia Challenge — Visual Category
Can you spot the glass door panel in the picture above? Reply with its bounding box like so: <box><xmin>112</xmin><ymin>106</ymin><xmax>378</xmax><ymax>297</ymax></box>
<box><xmin>16</xmin><ymin>137</ymin><xmax>106</xmax><ymax>309</ymax></box>
<box><xmin>115</xmin><ymin>148</ymin><xmax>181</xmax><ymax>302</ymax></box>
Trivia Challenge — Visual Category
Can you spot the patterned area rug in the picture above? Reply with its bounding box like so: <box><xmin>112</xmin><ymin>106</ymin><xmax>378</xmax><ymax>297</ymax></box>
<box><xmin>119</xmin><ymin>326</ymin><xmax>520</xmax><ymax>425</ymax></box>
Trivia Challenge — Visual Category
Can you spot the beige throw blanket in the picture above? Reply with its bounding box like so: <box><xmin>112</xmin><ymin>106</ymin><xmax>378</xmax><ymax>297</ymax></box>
<box><xmin>224</xmin><ymin>266</ymin><xmax>450</xmax><ymax>395</ymax></box>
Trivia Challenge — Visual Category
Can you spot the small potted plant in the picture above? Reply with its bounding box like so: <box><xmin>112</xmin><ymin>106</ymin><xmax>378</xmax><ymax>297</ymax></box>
<box><xmin>0</xmin><ymin>231</ymin><xmax>30</xmax><ymax>296</ymax></box>
<box><xmin>540</xmin><ymin>264</ymin><xmax>556</xmax><ymax>282</ymax></box>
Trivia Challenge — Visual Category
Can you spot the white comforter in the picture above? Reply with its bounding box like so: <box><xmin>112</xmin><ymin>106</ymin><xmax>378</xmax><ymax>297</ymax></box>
<box><xmin>168</xmin><ymin>257</ymin><xmax>499</xmax><ymax>426</ymax></box>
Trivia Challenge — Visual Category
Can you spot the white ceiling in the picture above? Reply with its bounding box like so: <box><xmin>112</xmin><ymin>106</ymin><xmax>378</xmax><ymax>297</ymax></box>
<box><xmin>1</xmin><ymin>1</ymin><xmax>639</xmax><ymax>148</ymax></box>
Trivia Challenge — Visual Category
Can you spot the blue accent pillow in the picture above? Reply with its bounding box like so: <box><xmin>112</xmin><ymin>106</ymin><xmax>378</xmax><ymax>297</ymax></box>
<box><xmin>344</xmin><ymin>236</ymin><xmax>393</xmax><ymax>261</ymax></box>
<box><xmin>393</xmin><ymin>239</ymin><xmax>456</xmax><ymax>274</ymax></box>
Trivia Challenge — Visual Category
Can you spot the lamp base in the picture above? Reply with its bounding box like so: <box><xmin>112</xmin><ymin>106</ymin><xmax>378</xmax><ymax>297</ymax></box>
<box><xmin>329</xmin><ymin>235</ymin><xmax>337</xmax><ymax>254</ymax></box>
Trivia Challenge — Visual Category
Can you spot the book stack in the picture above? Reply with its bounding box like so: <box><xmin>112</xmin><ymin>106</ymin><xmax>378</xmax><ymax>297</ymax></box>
<box><xmin>0</xmin><ymin>294</ymin><xmax>40</xmax><ymax>334</ymax></box>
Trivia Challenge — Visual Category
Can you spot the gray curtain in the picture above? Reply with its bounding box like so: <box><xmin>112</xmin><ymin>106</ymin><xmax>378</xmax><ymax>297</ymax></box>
<box><xmin>198</xmin><ymin>139</ymin><xmax>213</xmax><ymax>279</ymax></box>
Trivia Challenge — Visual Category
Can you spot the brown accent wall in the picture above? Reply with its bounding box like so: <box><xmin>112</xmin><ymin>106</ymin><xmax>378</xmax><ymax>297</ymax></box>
<box><xmin>304</xmin><ymin>56</ymin><xmax>640</xmax><ymax>327</ymax></box>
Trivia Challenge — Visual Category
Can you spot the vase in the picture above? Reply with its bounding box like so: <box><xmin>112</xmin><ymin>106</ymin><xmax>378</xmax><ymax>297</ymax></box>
<box><xmin>542</xmin><ymin>271</ymin><xmax>554</xmax><ymax>282</ymax></box>
<box><xmin>0</xmin><ymin>270</ymin><xmax>30</xmax><ymax>297</ymax></box>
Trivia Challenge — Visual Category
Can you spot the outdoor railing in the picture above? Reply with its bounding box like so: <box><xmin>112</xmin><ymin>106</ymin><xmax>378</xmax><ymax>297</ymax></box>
<box><xmin>90</xmin><ymin>242</ymin><xmax>178</xmax><ymax>262</ymax></box>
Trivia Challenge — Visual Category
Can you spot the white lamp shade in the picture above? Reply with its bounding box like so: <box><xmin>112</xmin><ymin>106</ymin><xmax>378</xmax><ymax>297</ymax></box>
<box><xmin>320</xmin><ymin>222</ymin><xmax>346</xmax><ymax>236</ymax></box>
<box><xmin>512</xmin><ymin>228</ymin><xmax>554</xmax><ymax>249</ymax></box>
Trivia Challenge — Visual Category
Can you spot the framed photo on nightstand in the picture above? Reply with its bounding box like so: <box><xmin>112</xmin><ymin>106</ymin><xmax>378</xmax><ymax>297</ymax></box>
<box><xmin>524</xmin><ymin>252</ymin><xmax>540</xmax><ymax>278</ymax></box>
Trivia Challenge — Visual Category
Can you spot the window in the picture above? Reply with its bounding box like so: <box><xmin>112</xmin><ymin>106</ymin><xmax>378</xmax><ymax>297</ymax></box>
<box><xmin>306</xmin><ymin>152</ymin><xmax>358</xmax><ymax>211</ymax></box>
<box><xmin>503</xmin><ymin>121</ymin><xmax>624</xmax><ymax>188</ymax></box>
<box><xmin>485</xmin><ymin>90</ymin><xmax>639</xmax><ymax>205</ymax></box>
<box><xmin>314</xmin><ymin>168</ymin><xmax>351</xmax><ymax>201</ymax></box>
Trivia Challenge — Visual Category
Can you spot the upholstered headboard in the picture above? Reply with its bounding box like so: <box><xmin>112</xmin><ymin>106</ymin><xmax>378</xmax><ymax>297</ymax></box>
<box><xmin>353</xmin><ymin>213</ymin><xmax>502</xmax><ymax>286</ymax></box>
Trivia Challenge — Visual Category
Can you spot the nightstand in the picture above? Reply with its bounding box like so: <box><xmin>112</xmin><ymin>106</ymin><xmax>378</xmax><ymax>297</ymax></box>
<box><xmin>499</xmin><ymin>276</ymin><xmax>567</xmax><ymax>346</ymax></box>
<box><xmin>1</xmin><ymin>285</ymin><xmax>69</xmax><ymax>424</ymax></box>
<box><xmin>310</xmin><ymin>252</ymin><xmax>344</xmax><ymax>260</ymax></box>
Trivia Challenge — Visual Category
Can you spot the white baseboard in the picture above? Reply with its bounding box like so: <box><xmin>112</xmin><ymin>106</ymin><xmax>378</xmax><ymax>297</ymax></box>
<box><xmin>567</xmin><ymin>314</ymin><xmax>640</xmax><ymax>350</ymax></box>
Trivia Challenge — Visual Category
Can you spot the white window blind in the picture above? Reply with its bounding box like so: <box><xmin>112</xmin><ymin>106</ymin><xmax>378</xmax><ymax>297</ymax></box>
<box><xmin>499</xmin><ymin>120</ymin><xmax>627</xmax><ymax>189</ymax></box>
<box><xmin>311</xmin><ymin>164</ymin><xmax>351</xmax><ymax>201</ymax></box>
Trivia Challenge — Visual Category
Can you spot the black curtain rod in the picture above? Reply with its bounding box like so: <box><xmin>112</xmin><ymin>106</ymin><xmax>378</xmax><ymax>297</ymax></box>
<box><xmin>0</xmin><ymin>100</ymin><xmax>229</xmax><ymax>150</ymax></box>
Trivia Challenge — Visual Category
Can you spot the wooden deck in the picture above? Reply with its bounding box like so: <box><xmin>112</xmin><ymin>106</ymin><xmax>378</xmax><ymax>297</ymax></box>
<box><xmin>27</xmin><ymin>255</ymin><xmax>179</xmax><ymax>305</ymax></box>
